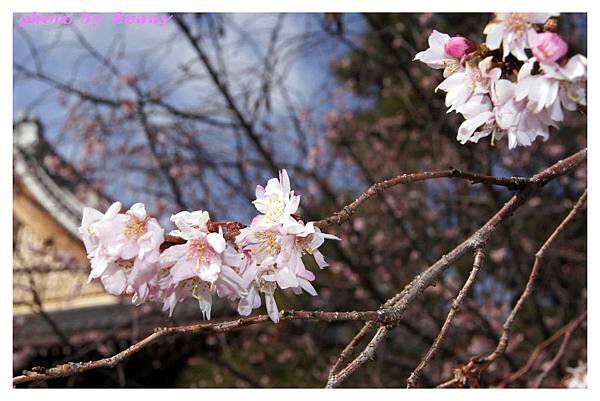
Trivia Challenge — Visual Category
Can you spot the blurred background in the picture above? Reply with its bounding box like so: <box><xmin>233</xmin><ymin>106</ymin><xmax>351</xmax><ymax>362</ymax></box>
<box><xmin>13</xmin><ymin>13</ymin><xmax>587</xmax><ymax>388</ymax></box>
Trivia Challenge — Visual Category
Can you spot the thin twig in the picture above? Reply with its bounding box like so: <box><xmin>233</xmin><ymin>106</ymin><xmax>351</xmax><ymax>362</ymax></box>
<box><xmin>314</xmin><ymin>170</ymin><xmax>532</xmax><ymax>229</ymax></box>
<box><xmin>26</xmin><ymin>271</ymin><xmax>73</xmax><ymax>349</ymax></box>
<box><xmin>13</xmin><ymin>309</ymin><xmax>385</xmax><ymax>385</ymax></box>
<box><xmin>532</xmin><ymin>311</ymin><xmax>586</xmax><ymax>388</ymax></box>
<box><xmin>483</xmin><ymin>189</ymin><xmax>587</xmax><ymax>366</ymax></box>
<box><xmin>433</xmin><ymin>189</ymin><xmax>587</xmax><ymax>388</ymax></box>
<box><xmin>327</xmin><ymin>321</ymin><xmax>377</xmax><ymax>379</ymax></box>
<box><xmin>325</xmin><ymin>149</ymin><xmax>586</xmax><ymax>388</ymax></box>
<box><xmin>498</xmin><ymin>310</ymin><xmax>587</xmax><ymax>387</ymax></box>
<box><xmin>326</xmin><ymin>326</ymin><xmax>389</xmax><ymax>388</ymax></box>
<box><xmin>406</xmin><ymin>248</ymin><xmax>486</xmax><ymax>388</ymax></box>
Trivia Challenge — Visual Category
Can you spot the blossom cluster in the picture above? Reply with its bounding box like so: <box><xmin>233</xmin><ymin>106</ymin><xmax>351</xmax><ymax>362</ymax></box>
<box><xmin>79</xmin><ymin>170</ymin><xmax>339</xmax><ymax>323</ymax></box>
<box><xmin>414</xmin><ymin>13</ymin><xmax>587</xmax><ymax>149</ymax></box>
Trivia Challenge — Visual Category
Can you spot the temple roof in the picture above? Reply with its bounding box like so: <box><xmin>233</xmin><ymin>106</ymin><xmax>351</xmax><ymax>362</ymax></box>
<box><xmin>13</xmin><ymin>115</ymin><xmax>112</xmax><ymax>238</ymax></box>
<box><xmin>13</xmin><ymin>115</ymin><xmax>116</xmax><ymax>316</ymax></box>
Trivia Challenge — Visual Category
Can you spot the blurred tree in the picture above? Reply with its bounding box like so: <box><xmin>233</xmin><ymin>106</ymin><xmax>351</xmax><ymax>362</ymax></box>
<box><xmin>13</xmin><ymin>12</ymin><xmax>586</xmax><ymax>388</ymax></box>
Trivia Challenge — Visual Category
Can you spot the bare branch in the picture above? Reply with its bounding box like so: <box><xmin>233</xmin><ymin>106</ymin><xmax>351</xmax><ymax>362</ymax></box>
<box><xmin>406</xmin><ymin>247</ymin><xmax>486</xmax><ymax>388</ymax></box>
<box><xmin>316</xmin><ymin>170</ymin><xmax>529</xmax><ymax>229</ymax></box>
<box><xmin>532</xmin><ymin>310</ymin><xmax>586</xmax><ymax>388</ymax></box>
<box><xmin>323</xmin><ymin>149</ymin><xmax>586</xmax><ymax>387</ymax></box>
<box><xmin>483</xmin><ymin>189</ymin><xmax>587</xmax><ymax>366</ymax></box>
<box><xmin>326</xmin><ymin>326</ymin><xmax>389</xmax><ymax>388</ymax></box>
<box><xmin>327</xmin><ymin>321</ymin><xmax>377</xmax><ymax>379</ymax></box>
<box><xmin>13</xmin><ymin>309</ymin><xmax>386</xmax><ymax>385</ymax></box>
<box><xmin>499</xmin><ymin>310</ymin><xmax>587</xmax><ymax>387</ymax></box>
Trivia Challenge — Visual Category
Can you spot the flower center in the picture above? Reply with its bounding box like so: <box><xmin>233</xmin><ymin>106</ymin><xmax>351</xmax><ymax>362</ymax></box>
<box><xmin>181</xmin><ymin>277</ymin><xmax>212</xmax><ymax>297</ymax></box>
<box><xmin>263</xmin><ymin>195</ymin><xmax>285</xmax><ymax>224</ymax></box>
<box><xmin>442</xmin><ymin>59</ymin><xmax>460</xmax><ymax>75</ymax></box>
<box><xmin>255</xmin><ymin>231</ymin><xmax>281</xmax><ymax>257</ymax></box>
<box><xmin>505</xmin><ymin>13</ymin><xmax>529</xmax><ymax>33</ymax></box>
<box><xmin>186</xmin><ymin>239</ymin><xmax>213</xmax><ymax>272</ymax></box>
<box><xmin>124</xmin><ymin>219</ymin><xmax>146</xmax><ymax>239</ymax></box>
<box><xmin>467</xmin><ymin>66</ymin><xmax>487</xmax><ymax>90</ymax></box>
<box><xmin>159</xmin><ymin>267</ymin><xmax>171</xmax><ymax>279</ymax></box>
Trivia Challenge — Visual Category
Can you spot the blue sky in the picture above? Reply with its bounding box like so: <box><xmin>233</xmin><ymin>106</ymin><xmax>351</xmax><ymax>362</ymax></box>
<box><xmin>13</xmin><ymin>13</ymin><xmax>363</xmax><ymax>134</ymax></box>
<box><xmin>13</xmin><ymin>13</ymin><xmax>367</xmax><ymax>223</ymax></box>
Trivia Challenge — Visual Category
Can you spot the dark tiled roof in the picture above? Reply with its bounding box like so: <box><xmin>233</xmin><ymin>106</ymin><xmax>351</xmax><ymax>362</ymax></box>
<box><xmin>13</xmin><ymin>116</ymin><xmax>112</xmax><ymax>237</ymax></box>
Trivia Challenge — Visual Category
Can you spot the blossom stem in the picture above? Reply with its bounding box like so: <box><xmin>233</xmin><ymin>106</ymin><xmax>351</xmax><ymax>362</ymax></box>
<box><xmin>13</xmin><ymin>309</ymin><xmax>384</xmax><ymax>385</ymax></box>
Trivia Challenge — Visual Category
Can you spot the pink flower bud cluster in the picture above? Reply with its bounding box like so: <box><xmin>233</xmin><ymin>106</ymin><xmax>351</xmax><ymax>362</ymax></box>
<box><xmin>80</xmin><ymin>169</ymin><xmax>339</xmax><ymax>323</ymax></box>
<box><xmin>413</xmin><ymin>13</ymin><xmax>586</xmax><ymax>150</ymax></box>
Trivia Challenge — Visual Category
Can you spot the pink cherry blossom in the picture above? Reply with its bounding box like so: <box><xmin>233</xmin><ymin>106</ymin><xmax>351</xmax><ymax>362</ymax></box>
<box><xmin>94</xmin><ymin>203</ymin><xmax>164</xmax><ymax>263</ymax></box>
<box><xmin>79</xmin><ymin>202</ymin><xmax>164</xmax><ymax>297</ymax></box>
<box><xmin>531</xmin><ymin>32</ymin><xmax>568</xmax><ymax>64</ymax></box>
<box><xmin>515</xmin><ymin>55</ymin><xmax>587</xmax><ymax>122</ymax></box>
<box><xmin>436</xmin><ymin>56</ymin><xmax>501</xmax><ymax>113</ymax></box>
<box><xmin>253</xmin><ymin>169</ymin><xmax>303</xmax><ymax>233</ymax></box>
<box><xmin>414</xmin><ymin>30</ymin><xmax>463</xmax><ymax>77</ymax></box>
<box><xmin>81</xmin><ymin>173</ymin><xmax>337</xmax><ymax>323</ymax></box>
<box><xmin>159</xmin><ymin>210</ymin><xmax>245</xmax><ymax>319</ymax></box>
<box><xmin>235</xmin><ymin>212</ymin><xmax>339</xmax><ymax>322</ymax></box>
<box><xmin>484</xmin><ymin>13</ymin><xmax>558</xmax><ymax>61</ymax></box>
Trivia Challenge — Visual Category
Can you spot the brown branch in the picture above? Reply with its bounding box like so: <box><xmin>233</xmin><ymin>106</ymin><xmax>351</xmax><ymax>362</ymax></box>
<box><xmin>483</xmin><ymin>189</ymin><xmax>587</xmax><ymax>367</ymax></box>
<box><xmin>13</xmin><ymin>309</ymin><xmax>387</xmax><ymax>385</ymax></box>
<box><xmin>314</xmin><ymin>169</ymin><xmax>533</xmax><ymax>229</ymax></box>
<box><xmin>406</xmin><ymin>247</ymin><xmax>486</xmax><ymax>388</ymax></box>
<box><xmin>327</xmin><ymin>321</ymin><xmax>377</xmax><ymax>379</ymax></box>
<box><xmin>498</xmin><ymin>310</ymin><xmax>587</xmax><ymax>387</ymax></box>
<box><xmin>326</xmin><ymin>326</ymin><xmax>389</xmax><ymax>388</ymax></box>
<box><xmin>324</xmin><ymin>149</ymin><xmax>586</xmax><ymax>387</ymax></box>
<box><xmin>531</xmin><ymin>310</ymin><xmax>586</xmax><ymax>388</ymax></box>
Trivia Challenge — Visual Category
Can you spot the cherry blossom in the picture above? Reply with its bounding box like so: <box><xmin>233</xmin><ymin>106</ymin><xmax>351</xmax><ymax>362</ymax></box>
<box><xmin>252</xmin><ymin>169</ymin><xmax>303</xmax><ymax>233</ymax></box>
<box><xmin>413</xmin><ymin>30</ymin><xmax>463</xmax><ymax>77</ymax></box>
<box><xmin>234</xmin><ymin>222</ymin><xmax>338</xmax><ymax>322</ymax></box>
<box><xmin>79</xmin><ymin>202</ymin><xmax>164</xmax><ymax>296</ymax></box>
<box><xmin>159</xmin><ymin>211</ymin><xmax>245</xmax><ymax>319</ymax></box>
<box><xmin>234</xmin><ymin>171</ymin><xmax>340</xmax><ymax>322</ymax></box>
<box><xmin>515</xmin><ymin>55</ymin><xmax>587</xmax><ymax>122</ymax></box>
<box><xmin>80</xmin><ymin>168</ymin><xmax>338</xmax><ymax>323</ymax></box>
<box><xmin>530</xmin><ymin>32</ymin><xmax>568</xmax><ymax>64</ymax></box>
<box><xmin>415</xmin><ymin>13</ymin><xmax>585</xmax><ymax>149</ymax></box>
<box><xmin>456</xmin><ymin>78</ymin><xmax>556</xmax><ymax>149</ymax></box>
<box><xmin>436</xmin><ymin>56</ymin><xmax>501</xmax><ymax>113</ymax></box>
<box><xmin>484</xmin><ymin>13</ymin><xmax>558</xmax><ymax>61</ymax></box>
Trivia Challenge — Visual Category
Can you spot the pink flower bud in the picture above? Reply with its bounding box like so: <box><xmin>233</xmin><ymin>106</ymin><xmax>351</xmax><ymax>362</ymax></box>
<box><xmin>531</xmin><ymin>32</ymin><xmax>568</xmax><ymax>63</ymax></box>
<box><xmin>444</xmin><ymin>36</ymin><xmax>473</xmax><ymax>58</ymax></box>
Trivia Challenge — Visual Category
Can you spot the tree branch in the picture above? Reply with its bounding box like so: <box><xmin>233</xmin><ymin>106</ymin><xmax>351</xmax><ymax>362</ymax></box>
<box><xmin>406</xmin><ymin>247</ymin><xmax>486</xmax><ymax>388</ymax></box>
<box><xmin>323</xmin><ymin>149</ymin><xmax>586</xmax><ymax>387</ymax></box>
<box><xmin>13</xmin><ymin>149</ymin><xmax>587</xmax><ymax>387</ymax></box>
<box><xmin>498</xmin><ymin>310</ymin><xmax>587</xmax><ymax>387</ymax></box>
<box><xmin>315</xmin><ymin>169</ymin><xmax>530</xmax><ymax>229</ymax></box>
<box><xmin>483</xmin><ymin>189</ymin><xmax>587</xmax><ymax>367</ymax></box>
<box><xmin>532</xmin><ymin>310</ymin><xmax>586</xmax><ymax>388</ymax></box>
<box><xmin>13</xmin><ymin>309</ymin><xmax>389</xmax><ymax>385</ymax></box>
